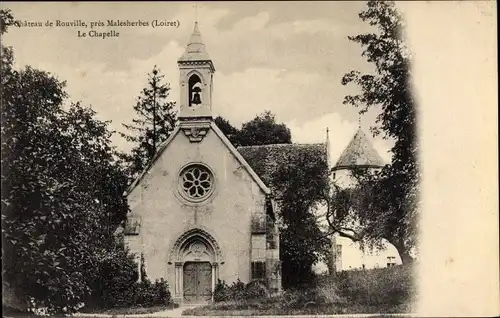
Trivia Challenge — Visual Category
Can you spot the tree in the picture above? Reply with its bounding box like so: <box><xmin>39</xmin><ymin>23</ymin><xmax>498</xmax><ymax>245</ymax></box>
<box><xmin>214</xmin><ymin>116</ymin><xmax>241</xmax><ymax>147</ymax></box>
<box><xmin>120</xmin><ymin>65</ymin><xmax>177</xmax><ymax>182</ymax></box>
<box><xmin>1</xmin><ymin>11</ymin><xmax>130</xmax><ymax>312</ymax></box>
<box><xmin>214</xmin><ymin>112</ymin><xmax>291</xmax><ymax>148</ymax></box>
<box><xmin>0</xmin><ymin>8</ymin><xmax>13</xmax><ymax>35</ymax></box>
<box><xmin>239</xmin><ymin>111</ymin><xmax>292</xmax><ymax>146</ymax></box>
<box><xmin>329</xmin><ymin>0</ymin><xmax>419</xmax><ymax>264</ymax></box>
<box><xmin>1</xmin><ymin>9</ymin><xmax>15</xmax><ymax>104</ymax></box>
<box><xmin>272</xmin><ymin>149</ymin><xmax>331</xmax><ymax>287</ymax></box>
<box><xmin>215</xmin><ymin>112</ymin><xmax>326</xmax><ymax>287</ymax></box>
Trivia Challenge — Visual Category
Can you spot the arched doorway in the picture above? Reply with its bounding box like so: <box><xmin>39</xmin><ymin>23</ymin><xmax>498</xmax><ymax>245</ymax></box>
<box><xmin>169</xmin><ymin>228</ymin><xmax>223</xmax><ymax>304</ymax></box>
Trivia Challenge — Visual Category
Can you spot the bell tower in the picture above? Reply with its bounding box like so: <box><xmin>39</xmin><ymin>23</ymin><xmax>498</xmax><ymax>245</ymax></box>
<box><xmin>178</xmin><ymin>22</ymin><xmax>215</xmax><ymax>121</ymax></box>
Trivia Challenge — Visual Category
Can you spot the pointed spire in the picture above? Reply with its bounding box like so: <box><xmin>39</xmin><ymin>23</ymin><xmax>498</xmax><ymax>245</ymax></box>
<box><xmin>334</xmin><ymin>127</ymin><xmax>384</xmax><ymax>169</ymax></box>
<box><xmin>178</xmin><ymin>21</ymin><xmax>212</xmax><ymax>63</ymax></box>
<box><xmin>188</xmin><ymin>22</ymin><xmax>203</xmax><ymax>51</ymax></box>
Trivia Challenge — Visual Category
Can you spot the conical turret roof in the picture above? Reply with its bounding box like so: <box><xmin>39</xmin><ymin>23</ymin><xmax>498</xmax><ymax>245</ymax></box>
<box><xmin>334</xmin><ymin>128</ymin><xmax>385</xmax><ymax>169</ymax></box>
<box><xmin>178</xmin><ymin>22</ymin><xmax>212</xmax><ymax>63</ymax></box>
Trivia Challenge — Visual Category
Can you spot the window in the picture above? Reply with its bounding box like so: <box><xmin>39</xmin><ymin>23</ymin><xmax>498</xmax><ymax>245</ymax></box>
<box><xmin>387</xmin><ymin>256</ymin><xmax>396</xmax><ymax>268</ymax></box>
<box><xmin>124</xmin><ymin>216</ymin><xmax>141</xmax><ymax>235</ymax></box>
<box><xmin>251</xmin><ymin>214</ymin><xmax>266</xmax><ymax>234</ymax></box>
<box><xmin>178</xmin><ymin>164</ymin><xmax>215</xmax><ymax>202</ymax></box>
<box><xmin>251</xmin><ymin>261</ymin><xmax>266</xmax><ymax>280</ymax></box>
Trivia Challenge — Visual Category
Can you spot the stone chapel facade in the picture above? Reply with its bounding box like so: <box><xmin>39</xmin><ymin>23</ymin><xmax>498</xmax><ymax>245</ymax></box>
<box><xmin>122</xmin><ymin>23</ymin><xmax>281</xmax><ymax>305</ymax></box>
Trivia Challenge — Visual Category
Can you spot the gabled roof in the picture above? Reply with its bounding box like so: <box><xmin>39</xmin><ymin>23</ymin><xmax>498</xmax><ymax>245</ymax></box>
<box><xmin>125</xmin><ymin>122</ymin><xmax>271</xmax><ymax>197</ymax></box>
<box><xmin>124</xmin><ymin>126</ymin><xmax>181</xmax><ymax>196</ymax></box>
<box><xmin>334</xmin><ymin>128</ymin><xmax>384</xmax><ymax>170</ymax></box>
<box><xmin>210</xmin><ymin>122</ymin><xmax>270</xmax><ymax>195</ymax></box>
<box><xmin>238</xmin><ymin>143</ymin><xmax>328</xmax><ymax>190</ymax></box>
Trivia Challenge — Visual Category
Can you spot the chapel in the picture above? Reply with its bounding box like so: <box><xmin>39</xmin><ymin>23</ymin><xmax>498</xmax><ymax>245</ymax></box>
<box><xmin>122</xmin><ymin>21</ymin><xmax>400</xmax><ymax>305</ymax></box>
<box><xmin>122</xmin><ymin>22</ymin><xmax>283</xmax><ymax>305</ymax></box>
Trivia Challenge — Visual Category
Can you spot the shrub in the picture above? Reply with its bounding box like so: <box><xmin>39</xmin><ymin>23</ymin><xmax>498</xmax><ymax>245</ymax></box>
<box><xmin>229</xmin><ymin>279</ymin><xmax>246</xmax><ymax>301</ymax></box>
<box><xmin>86</xmin><ymin>277</ymin><xmax>171</xmax><ymax>310</ymax></box>
<box><xmin>131</xmin><ymin>278</ymin><xmax>171</xmax><ymax>308</ymax></box>
<box><xmin>213</xmin><ymin>279</ymin><xmax>269</xmax><ymax>303</ymax></box>
<box><xmin>213</xmin><ymin>279</ymin><xmax>231</xmax><ymax>302</ymax></box>
<box><xmin>85</xmin><ymin>247</ymin><xmax>139</xmax><ymax>309</ymax></box>
<box><xmin>245</xmin><ymin>280</ymin><xmax>270</xmax><ymax>300</ymax></box>
<box><xmin>84</xmin><ymin>248</ymin><xmax>172</xmax><ymax>310</ymax></box>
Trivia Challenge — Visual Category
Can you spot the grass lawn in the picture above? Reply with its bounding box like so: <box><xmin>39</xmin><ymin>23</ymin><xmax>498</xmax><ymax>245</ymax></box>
<box><xmin>182</xmin><ymin>300</ymin><xmax>413</xmax><ymax>316</ymax></box>
<box><xmin>183</xmin><ymin>265</ymin><xmax>416</xmax><ymax>316</ymax></box>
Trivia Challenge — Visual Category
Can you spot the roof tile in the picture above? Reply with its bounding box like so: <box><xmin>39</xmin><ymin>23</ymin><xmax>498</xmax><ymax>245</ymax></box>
<box><xmin>335</xmin><ymin>128</ymin><xmax>384</xmax><ymax>169</ymax></box>
<box><xmin>238</xmin><ymin>143</ymin><xmax>328</xmax><ymax>189</ymax></box>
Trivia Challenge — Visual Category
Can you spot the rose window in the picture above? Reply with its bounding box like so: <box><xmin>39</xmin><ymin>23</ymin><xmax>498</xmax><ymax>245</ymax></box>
<box><xmin>179</xmin><ymin>164</ymin><xmax>214</xmax><ymax>202</ymax></box>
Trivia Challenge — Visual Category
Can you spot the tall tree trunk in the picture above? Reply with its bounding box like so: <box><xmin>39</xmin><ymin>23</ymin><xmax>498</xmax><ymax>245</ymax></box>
<box><xmin>394</xmin><ymin>239</ymin><xmax>414</xmax><ymax>265</ymax></box>
<box><xmin>329</xmin><ymin>236</ymin><xmax>337</xmax><ymax>276</ymax></box>
<box><xmin>400</xmin><ymin>251</ymin><xmax>414</xmax><ymax>265</ymax></box>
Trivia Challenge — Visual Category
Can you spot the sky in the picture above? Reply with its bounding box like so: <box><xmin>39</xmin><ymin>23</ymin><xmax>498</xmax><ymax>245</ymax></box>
<box><xmin>2</xmin><ymin>1</ymin><xmax>393</xmax><ymax>164</ymax></box>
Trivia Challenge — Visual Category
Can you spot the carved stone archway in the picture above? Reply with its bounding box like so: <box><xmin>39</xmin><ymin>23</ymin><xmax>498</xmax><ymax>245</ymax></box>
<box><xmin>168</xmin><ymin>228</ymin><xmax>224</xmax><ymax>304</ymax></box>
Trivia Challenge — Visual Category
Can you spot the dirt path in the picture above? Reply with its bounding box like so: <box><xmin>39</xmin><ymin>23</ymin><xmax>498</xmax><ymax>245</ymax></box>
<box><xmin>76</xmin><ymin>311</ymin><xmax>416</xmax><ymax>318</ymax></box>
<box><xmin>75</xmin><ymin>305</ymin><xmax>199</xmax><ymax>318</ymax></box>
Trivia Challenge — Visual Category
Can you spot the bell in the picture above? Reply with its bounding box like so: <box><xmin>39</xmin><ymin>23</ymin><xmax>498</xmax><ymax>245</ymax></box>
<box><xmin>191</xmin><ymin>92</ymin><xmax>202</xmax><ymax>105</ymax></box>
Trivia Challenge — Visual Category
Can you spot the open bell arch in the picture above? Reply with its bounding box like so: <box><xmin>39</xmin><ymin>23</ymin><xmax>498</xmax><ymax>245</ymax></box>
<box><xmin>187</xmin><ymin>71</ymin><xmax>204</xmax><ymax>107</ymax></box>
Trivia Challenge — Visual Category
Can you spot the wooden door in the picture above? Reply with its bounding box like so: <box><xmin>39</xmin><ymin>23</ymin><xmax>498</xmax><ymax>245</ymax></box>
<box><xmin>183</xmin><ymin>262</ymin><xmax>212</xmax><ymax>303</ymax></box>
<box><xmin>183</xmin><ymin>262</ymin><xmax>197</xmax><ymax>302</ymax></box>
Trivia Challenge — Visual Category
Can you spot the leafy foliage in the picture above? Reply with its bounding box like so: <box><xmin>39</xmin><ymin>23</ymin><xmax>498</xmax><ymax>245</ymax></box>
<box><xmin>83</xmin><ymin>242</ymin><xmax>172</xmax><ymax>310</ymax></box>
<box><xmin>213</xmin><ymin>279</ymin><xmax>268</xmax><ymax>303</ymax></box>
<box><xmin>132</xmin><ymin>278</ymin><xmax>171</xmax><ymax>308</ymax></box>
<box><xmin>1</xmin><ymin>11</ymin><xmax>130</xmax><ymax>314</ymax></box>
<box><xmin>239</xmin><ymin>111</ymin><xmax>292</xmax><ymax>146</ymax></box>
<box><xmin>0</xmin><ymin>10</ymin><xmax>14</xmax><ymax>78</ymax></box>
<box><xmin>85</xmin><ymin>244</ymin><xmax>139</xmax><ymax>309</ymax></box>
<box><xmin>214</xmin><ymin>116</ymin><xmax>241</xmax><ymax>147</ymax></box>
<box><xmin>226</xmin><ymin>113</ymin><xmax>328</xmax><ymax>288</ymax></box>
<box><xmin>271</xmin><ymin>147</ymin><xmax>331</xmax><ymax>288</ymax></box>
<box><xmin>88</xmin><ymin>271</ymin><xmax>172</xmax><ymax>310</ymax></box>
<box><xmin>1</xmin><ymin>73</ymin><xmax>127</xmax><ymax>313</ymax></box>
<box><xmin>214</xmin><ymin>111</ymin><xmax>292</xmax><ymax>148</ymax></box>
<box><xmin>119</xmin><ymin>65</ymin><xmax>177</xmax><ymax>182</ymax></box>
<box><xmin>332</xmin><ymin>0</ymin><xmax>419</xmax><ymax>263</ymax></box>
